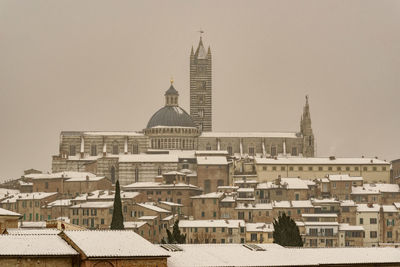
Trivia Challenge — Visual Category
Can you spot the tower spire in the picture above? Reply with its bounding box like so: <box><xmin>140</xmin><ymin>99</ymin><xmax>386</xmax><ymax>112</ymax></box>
<box><xmin>300</xmin><ymin>95</ymin><xmax>314</xmax><ymax>157</ymax></box>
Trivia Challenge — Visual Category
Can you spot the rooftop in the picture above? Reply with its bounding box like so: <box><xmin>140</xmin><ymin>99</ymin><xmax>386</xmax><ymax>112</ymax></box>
<box><xmin>255</xmin><ymin>157</ymin><xmax>389</xmax><ymax>165</ymax></box>
<box><xmin>197</xmin><ymin>156</ymin><xmax>228</xmax><ymax>165</ymax></box>
<box><xmin>179</xmin><ymin>219</ymin><xmax>245</xmax><ymax>228</ymax></box>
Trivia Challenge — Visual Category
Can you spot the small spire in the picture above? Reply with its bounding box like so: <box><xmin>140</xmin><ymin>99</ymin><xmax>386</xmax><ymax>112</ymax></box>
<box><xmin>305</xmin><ymin>95</ymin><xmax>309</xmax><ymax>104</ymax></box>
<box><xmin>170</xmin><ymin>76</ymin><xmax>174</xmax><ymax>85</ymax></box>
<box><xmin>191</xmin><ymin>46</ymin><xmax>194</xmax><ymax>56</ymax></box>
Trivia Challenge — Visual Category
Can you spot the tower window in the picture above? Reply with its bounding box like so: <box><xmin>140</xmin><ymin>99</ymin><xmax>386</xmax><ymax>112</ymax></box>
<box><xmin>70</xmin><ymin>145</ymin><xmax>76</xmax><ymax>156</ymax></box>
<box><xmin>132</xmin><ymin>143</ymin><xmax>139</xmax><ymax>154</ymax></box>
<box><xmin>227</xmin><ymin>146</ymin><xmax>233</xmax><ymax>156</ymax></box>
<box><xmin>292</xmin><ymin>147</ymin><xmax>298</xmax><ymax>156</ymax></box>
<box><xmin>206</xmin><ymin>143</ymin><xmax>211</xmax><ymax>150</ymax></box>
<box><xmin>112</xmin><ymin>142</ymin><xmax>119</xmax><ymax>155</ymax></box>
<box><xmin>135</xmin><ymin>168</ymin><xmax>139</xmax><ymax>182</ymax></box>
<box><xmin>249</xmin><ymin>147</ymin><xmax>255</xmax><ymax>156</ymax></box>
<box><xmin>271</xmin><ymin>146</ymin><xmax>277</xmax><ymax>157</ymax></box>
<box><xmin>90</xmin><ymin>145</ymin><xmax>97</xmax><ymax>156</ymax></box>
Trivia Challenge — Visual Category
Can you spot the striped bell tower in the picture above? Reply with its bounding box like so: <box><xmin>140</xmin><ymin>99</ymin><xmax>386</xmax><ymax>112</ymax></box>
<box><xmin>190</xmin><ymin>35</ymin><xmax>212</xmax><ymax>132</ymax></box>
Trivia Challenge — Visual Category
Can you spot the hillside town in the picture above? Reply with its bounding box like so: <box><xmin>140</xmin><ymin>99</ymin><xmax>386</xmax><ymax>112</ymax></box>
<box><xmin>1</xmin><ymin>3</ymin><xmax>400</xmax><ymax>265</ymax></box>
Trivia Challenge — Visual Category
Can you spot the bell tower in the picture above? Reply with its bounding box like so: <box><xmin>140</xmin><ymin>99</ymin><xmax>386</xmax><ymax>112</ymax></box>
<box><xmin>190</xmin><ymin>34</ymin><xmax>212</xmax><ymax>132</ymax></box>
<box><xmin>300</xmin><ymin>95</ymin><xmax>315</xmax><ymax>157</ymax></box>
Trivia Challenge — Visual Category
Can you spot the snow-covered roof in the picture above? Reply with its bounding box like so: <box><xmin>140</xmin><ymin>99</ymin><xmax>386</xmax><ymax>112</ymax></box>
<box><xmin>62</xmin><ymin>230</ymin><xmax>169</xmax><ymax>258</ymax></box>
<box><xmin>291</xmin><ymin>200</ymin><xmax>313</xmax><ymax>208</ymax></box>
<box><xmin>71</xmin><ymin>201</ymin><xmax>113</xmax><ymax>209</ymax></box>
<box><xmin>159</xmin><ymin>201</ymin><xmax>183</xmax><ymax>207</ymax></box>
<box><xmin>273</xmin><ymin>201</ymin><xmax>291</xmax><ymax>208</ymax></box>
<box><xmin>82</xmin><ymin>131</ymin><xmax>144</xmax><ymax>136</ymax></box>
<box><xmin>393</xmin><ymin>203</ymin><xmax>400</xmax><ymax>209</ymax></box>
<box><xmin>246</xmin><ymin>223</ymin><xmax>274</xmax><ymax>232</ymax></box>
<box><xmin>340</xmin><ymin>200</ymin><xmax>357</xmax><ymax>207</ymax></box>
<box><xmin>237</xmin><ymin>188</ymin><xmax>254</xmax><ymax>193</ymax></box>
<box><xmin>234</xmin><ymin>179</ymin><xmax>258</xmax><ymax>184</ymax></box>
<box><xmin>137</xmin><ymin>203</ymin><xmax>171</xmax><ymax>213</ymax></box>
<box><xmin>6</xmin><ymin>228</ymin><xmax>61</xmax><ymax>235</ymax></box>
<box><xmin>124</xmin><ymin>221</ymin><xmax>147</xmax><ymax>229</ymax></box>
<box><xmin>191</xmin><ymin>192</ymin><xmax>224</xmax><ymax>199</ymax></box>
<box><xmin>0</xmin><ymin>235</ymin><xmax>78</xmax><ymax>256</ymax></box>
<box><xmin>25</xmin><ymin>171</ymin><xmax>98</xmax><ymax>180</ymax></box>
<box><xmin>19</xmin><ymin>221</ymin><xmax>46</xmax><ymax>228</ymax></box>
<box><xmin>339</xmin><ymin>223</ymin><xmax>364</xmax><ymax>231</ymax></box>
<box><xmin>352</xmin><ymin>184</ymin><xmax>400</xmax><ymax>195</ymax></box>
<box><xmin>47</xmin><ymin>199</ymin><xmax>72</xmax><ymax>207</ymax></box>
<box><xmin>119</xmin><ymin>154</ymin><xmax>178</xmax><ymax>163</ymax></box>
<box><xmin>311</xmin><ymin>198</ymin><xmax>340</xmax><ymax>204</ymax></box>
<box><xmin>123</xmin><ymin>182</ymin><xmax>200</xmax><ymax>191</ymax></box>
<box><xmin>200</xmin><ymin>132</ymin><xmax>299</xmax><ymax>138</ymax></box>
<box><xmin>257</xmin><ymin>178</ymin><xmax>309</xmax><ymax>190</ymax></box>
<box><xmin>179</xmin><ymin>220</ymin><xmax>245</xmax><ymax>228</ymax></box>
<box><xmin>304</xmin><ymin>222</ymin><xmax>339</xmax><ymax>226</ymax></box>
<box><xmin>1</xmin><ymin>192</ymin><xmax>57</xmax><ymax>203</ymax></box>
<box><xmin>235</xmin><ymin>203</ymin><xmax>272</xmax><ymax>210</ymax></box>
<box><xmin>195</xmin><ymin>150</ymin><xmax>229</xmax><ymax>156</ymax></box>
<box><xmin>382</xmin><ymin>205</ymin><xmax>398</xmax><ymax>213</ymax></box>
<box><xmin>166</xmin><ymin>245</ymin><xmax>400</xmax><ymax>267</ymax></box>
<box><xmin>0</xmin><ymin>188</ymin><xmax>19</xmax><ymax>199</ymax></box>
<box><xmin>73</xmin><ymin>190</ymin><xmax>141</xmax><ymax>201</ymax></box>
<box><xmin>328</xmin><ymin>174</ymin><xmax>363</xmax><ymax>181</ymax></box>
<box><xmin>302</xmin><ymin>213</ymin><xmax>337</xmax><ymax>218</ymax></box>
<box><xmin>139</xmin><ymin>215</ymin><xmax>158</xmax><ymax>220</ymax></box>
<box><xmin>196</xmin><ymin>156</ymin><xmax>228</xmax><ymax>165</ymax></box>
<box><xmin>220</xmin><ymin>195</ymin><xmax>236</xmax><ymax>203</ymax></box>
<box><xmin>357</xmin><ymin>204</ymin><xmax>380</xmax><ymax>212</ymax></box>
<box><xmin>0</xmin><ymin>207</ymin><xmax>21</xmax><ymax>217</ymax></box>
<box><xmin>255</xmin><ymin>157</ymin><xmax>389</xmax><ymax>165</ymax></box>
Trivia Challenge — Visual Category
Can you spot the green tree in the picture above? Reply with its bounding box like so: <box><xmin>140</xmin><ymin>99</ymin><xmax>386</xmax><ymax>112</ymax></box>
<box><xmin>273</xmin><ymin>213</ymin><xmax>303</xmax><ymax>247</ymax></box>
<box><xmin>161</xmin><ymin>220</ymin><xmax>186</xmax><ymax>244</ymax></box>
<box><xmin>110</xmin><ymin>180</ymin><xmax>124</xmax><ymax>230</ymax></box>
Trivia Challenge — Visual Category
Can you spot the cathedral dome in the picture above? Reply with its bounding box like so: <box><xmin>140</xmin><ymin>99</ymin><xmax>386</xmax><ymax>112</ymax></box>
<box><xmin>146</xmin><ymin>106</ymin><xmax>196</xmax><ymax>128</ymax></box>
<box><xmin>146</xmin><ymin>83</ymin><xmax>196</xmax><ymax>129</ymax></box>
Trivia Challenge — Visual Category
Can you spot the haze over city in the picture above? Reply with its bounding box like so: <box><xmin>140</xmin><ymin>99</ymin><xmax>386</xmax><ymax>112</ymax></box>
<box><xmin>1</xmin><ymin>0</ymin><xmax>399</xmax><ymax>180</ymax></box>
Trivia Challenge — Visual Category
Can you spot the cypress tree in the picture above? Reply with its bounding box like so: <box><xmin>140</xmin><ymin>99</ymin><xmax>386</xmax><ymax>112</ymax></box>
<box><xmin>164</xmin><ymin>220</ymin><xmax>186</xmax><ymax>244</ymax></box>
<box><xmin>110</xmin><ymin>180</ymin><xmax>125</xmax><ymax>230</ymax></box>
<box><xmin>273</xmin><ymin>213</ymin><xmax>303</xmax><ymax>247</ymax></box>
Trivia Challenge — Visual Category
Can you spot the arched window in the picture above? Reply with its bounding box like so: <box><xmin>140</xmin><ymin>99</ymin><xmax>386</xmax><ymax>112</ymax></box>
<box><xmin>206</xmin><ymin>143</ymin><xmax>211</xmax><ymax>151</ymax></box>
<box><xmin>158</xmin><ymin>139</ymin><xmax>161</xmax><ymax>149</ymax></box>
<box><xmin>292</xmin><ymin>147</ymin><xmax>298</xmax><ymax>156</ymax></box>
<box><xmin>308</xmin><ymin>136</ymin><xmax>312</xmax><ymax>146</ymax></box>
<box><xmin>69</xmin><ymin>145</ymin><xmax>76</xmax><ymax>156</ymax></box>
<box><xmin>112</xmin><ymin>141</ymin><xmax>119</xmax><ymax>155</ymax></box>
<box><xmin>132</xmin><ymin>143</ymin><xmax>139</xmax><ymax>154</ymax></box>
<box><xmin>217</xmin><ymin>179</ymin><xmax>224</xmax><ymax>187</ymax></box>
<box><xmin>90</xmin><ymin>144</ymin><xmax>97</xmax><ymax>156</ymax></box>
<box><xmin>135</xmin><ymin>168</ymin><xmax>139</xmax><ymax>182</ymax></box>
<box><xmin>271</xmin><ymin>146</ymin><xmax>277</xmax><ymax>157</ymax></box>
<box><xmin>227</xmin><ymin>145</ymin><xmax>233</xmax><ymax>156</ymax></box>
<box><xmin>110</xmin><ymin>166</ymin><xmax>116</xmax><ymax>184</ymax></box>
<box><xmin>182</xmin><ymin>139</ymin><xmax>186</xmax><ymax>149</ymax></box>
<box><xmin>248</xmin><ymin>146</ymin><xmax>255</xmax><ymax>156</ymax></box>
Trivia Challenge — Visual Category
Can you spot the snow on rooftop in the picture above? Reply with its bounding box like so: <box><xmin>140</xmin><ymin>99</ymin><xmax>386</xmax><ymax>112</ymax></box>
<box><xmin>246</xmin><ymin>223</ymin><xmax>274</xmax><ymax>232</ymax></box>
<box><xmin>196</xmin><ymin>156</ymin><xmax>228</xmax><ymax>165</ymax></box>
<box><xmin>357</xmin><ymin>203</ymin><xmax>380</xmax><ymax>212</ymax></box>
<box><xmin>237</xmin><ymin>187</ymin><xmax>254</xmax><ymax>193</ymax></box>
<box><xmin>272</xmin><ymin>201</ymin><xmax>291</xmax><ymax>208</ymax></box>
<box><xmin>304</xmin><ymin>222</ymin><xmax>339</xmax><ymax>226</ymax></box>
<box><xmin>0</xmin><ymin>188</ymin><xmax>19</xmax><ymax>199</ymax></box>
<box><xmin>195</xmin><ymin>150</ymin><xmax>229</xmax><ymax>156</ymax></box>
<box><xmin>255</xmin><ymin>157</ymin><xmax>389</xmax><ymax>165</ymax></box>
<box><xmin>137</xmin><ymin>203</ymin><xmax>171</xmax><ymax>213</ymax></box>
<box><xmin>0</xmin><ymin>235</ymin><xmax>78</xmax><ymax>256</ymax></box>
<box><xmin>18</xmin><ymin>221</ymin><xmax>47</xmax><ymax>229</ymax></box>
<box><xmin>235</xmin><ymin>203</ymin><xmax>272</xmax><ymax>210</ymax></box>
<box><xmin>82</xmin><ymin>131</ymin><xmax>144</xmax><ymax>136</ymax></box>
<box><xmin>25</xmin><ymin>171</ymin><xmax>97</xmax><ymax>180</ymax></box>
<box><xmin>123</xmin><ymin>182</ymin><xmax>199</xmax><ymax>190</ymax></box>
<box><xmin>139</xmin><ymin>215</ymin><xmax>158</xmax><ymax>220</ymax></box>
<box><xmin>179</xmin><ymin>220</ymin><xmax>245</xmax><ymax>228</ymax></box>
<box><xmin>159</xmin><ymin>201</ymin><xmax>183</xmax><ymax>207</ymax></box>
<box><xmin>71</xmin><ymin>201</ymin><xmax>113</xmax><ymax>209</ymax></box>
<box><xmin>47</xmin><ymin>199</ymin><xmax>72</xmax><ymax>207</ymax></box>
<box><xmin>291</xmin><ymin>200</ymin><xmax>313</xmax><ymax>208</ymax></box>
<box><xmin>6</xmin><ymin>228</ymin><xmax>61</xmax><ymax>235</ymax></box>
<box><xmin>63</xmin><ymin>230</ymin><xmax>168</xmax><ymax>258</ymax></box>
<box><xmin>382</xmin><ymin>205</ymin><xmax>398</xmax><ymax>213</ymax></box>
<box><xmin>119</xmin><ymin>154</ymin><xmax>178</xmax><ymax>163</ymax></box>
<box><xmin>191</xmin><ymin>192</ymin><xmax>224</xmax><ymax>199</ymax></box>
<box><xmin>220</xmin><ymin>195</ymin><xmax>236</xmax><ymax>203</ymax></box>
<box><xmin>200</xmin><ymin>132</ymin><xmax>299</xmax><ymax>138</ymax></box>
<box><xmin>328</xmin><ymin>174</ymin><xmax>363</xmax><ymax>181</ymax></box>
<box><xmin>0</xmin><ymin>207</ymin><xmax>21</xmax><ymax>217</ymax></box>
<box><xmin>124</xmin><ymin>221</ymin><xmax>147</xmax><ymax>229</ymax></box>
<box><xmin>1</xmin><ymin>192</ymin><xmax>57</xmax><ymax>203</ymax></box>
<box><xmin>339</xmin><ymin>223</ymin><xmax>364</xmax><ymax>231</ymax></box>
<box><xmin>312</xmin><ymin>198</ymin><xmax>340</xmax><ymax>204</ymax></box>
<box><xmin>302</xmin><ymin>213</ymin><xmax>337</xmax><ymax>218</ymax></box>
<box><xmin>340</xmin><ymin>200</ymin><xmax>357</xmax><ymax>207</ymax></box>
<box><xmin>352</xmin><ymin>183</ymin><xmax>400</xmax><ymax>195</ymax></box>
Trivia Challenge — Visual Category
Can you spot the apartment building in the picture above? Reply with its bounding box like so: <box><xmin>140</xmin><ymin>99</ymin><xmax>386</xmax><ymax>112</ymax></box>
<box><xmin>191</xmin><ymin>192</ymin><xmax>224</xmax><ymax>220</ymax></box>
<box><xmin>245</xmin><ymin>223</ymin><xmax>274</xmax><ymax>243</ymax></box>
<box><xmin>338</xmin><ymin>224</ymin><xmax>364</xmax><ymax>247</ymax></box>
<box><xmin>356</xmin><ymin>204</ymin><xmax>380</xmax><ymax>247</ymax></box>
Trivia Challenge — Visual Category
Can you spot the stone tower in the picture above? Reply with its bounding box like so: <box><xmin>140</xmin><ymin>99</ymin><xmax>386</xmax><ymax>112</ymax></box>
<box><xmin>190</xmin><ymin>36</ymin><xmax>212</xmax><ymax>132</ymax></box>
<box><xmin>300</xmin><ymin>96</ymin><xmax>315</xmax><ymax>157</ymax></box>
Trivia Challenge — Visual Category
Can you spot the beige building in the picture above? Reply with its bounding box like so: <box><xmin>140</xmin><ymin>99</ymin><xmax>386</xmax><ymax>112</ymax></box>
<box><xmin>245</xmin><ymin>223</ymin><xmax>274</xmax><ymax>244</ymax></box>
<box><xmin>179</xmin><ymin>219</ymin><xmax>245</xmax><ymax>244</ymax></box>
<box><xmin>255</xmin><ymin>157</ymin><xmax>390</xmax><ymax>183</ymax></box>
<box><xmin>356</xmin><ymin>203</ymin><xmax>380</xmax><ymax>247</ymax></box>
<box><xmin>0</xmin><ymin>208</ymin><xmax>21</xmax><ymax>233</ymax></box>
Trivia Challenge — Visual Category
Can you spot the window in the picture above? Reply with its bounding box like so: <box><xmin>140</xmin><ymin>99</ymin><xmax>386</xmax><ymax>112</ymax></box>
<box><xmin>248</xmin><ymin>147</ymin><xmax>255</xmax><ymax>156</ymax></box>
<box><xmin>332</xmin><ymin>182</ymin><xmax>336</xmax><ymax>188</ymax></box>
<box><xmin>135</xmin><ymin>168</ymin><xmax>139</xmax><ymax>182</ymax></box>
<box><xmin>318</xmin><ymin>166</ymin><xmax>323</xmax><ymax>171</ymax></box>
<box><xmin>90</xmin><ymin>145</ymin><xmax>97</xmax><ymax>156</ymax></box>
<box><xmin>370</xmin><ymin>218</ymin><xmax>377</xmax><ymax>224</ymax></box>
<box><xmin>70</xmin><ymin>145</ymin><xmax>76</xmax><ymax>156</ymax></box>
<box><xmin>251</xmin><ymin>233</ymin><xmax>257</xmax><ymax>241</ymax></box>
<box><xmin>110</xmin><ymin>166</ymin><xmax>116</xmax><ymax>184</ymax></box>
<box><xmin>387</xmin><ymin>231</ymin><xmax>393</xmax><ymax>238</ymax></box>
<box><xmin>158</xmin><ymin>167</ymin><xmax>162</xmax><ymax>176</ymax></box>
<box><xmin>101</xmin><ymin>218</ymin><xmax>105</xmax><ymax>225</ymax></box>
<box><xmin>238</xmin><ymin>212</ymin><xmax>244</xmax><ymax>219</ymax></box>
<box><xmin>337</xmin><ymin>166</ymin><xmax>342</xmax><ymax>171</ymax></box>
<box><xmin>132</xmin><ymin>143</ymin><xmax>139</xmax><ymax>154</ymax></box>
<box><xmin>308</xmin><ymin>166</ymin><xmax>313</xmax><ymax>171</ymax></box>
<box><xmin>298</xmin><ymin>166</ymin><xmax>303</xmax><ymax>171</ymax></box>
<box><xmin>382</xmin><ymin>167</ymin><xmax>387</xmax><ymax>171</ymax></box>
<box><xmin>289</xmin><ymin>167</ymin><xmax>294</xmax><ymax>171</ymax></box>
<box><xmin>281</xmin><ymin>166</ymin><xmax>286</xmax><ymax>171</ymax></box>
<box><xmin>292</xmin><ymin>147</ymin><xmax>298</xmax><ymax>156</ymax></box>
<box><xmin>206</xmin><ymin>143</ymin><xmax>211</xmax><ymax>150</ymax></box>
<box><xmin>204</xmin><ymin>180</ymin><xmax>211</xmax><ymax>193</ymax></box>
<box><xmin>328</xmin><ymin>167</ymin><xmax>332</xmax><ymax>171</ymax></box>
<box><xmin>45</xmin><ymin>182</ymin><xmax>48</xmax><ymax>189</ymax></box>
<box><xmin>201</xmin><ymin>212</ymin><xmax>205</xmax><ymax>217</ymax></box>
<box><xmin>346</xmin><ymin>167</ymin><xmax>350</xmax><ymax>171</ymax></box>
<box><xmin>355</xmin><ymin>167</ymin><xmax>359</xmax><ymax>171</ymax></box>
<box><xmin>213</xmin><ymin>211</ymin><xmax>217</xmax><ymax>218</ymax></box>
<box><xmin>112</xmin><ymin>142</ymin><xmax>119</xmax><ymax>155</ymax></box>
<box><xmin>271</xmin><ymin>146</ymin><xmax>277</xmax><ymax>157</ymax></box>
<box><xmin>309</xmin><ymin>228</ymin><xmax>318</xmax><ymax>236</ymax></box>
<box><xmin>370</xmin><ymin>231</ymin><xmax>377</xmax><ymax>238</ymax></box>
<box><xmin>373</xmin><ymin>167</ymin><xmax>377</xmax><ymax>171</ymax></box>
<box><xmin>222</xmin><ymin>228</ymin><xmax>225</xmax><ymax>233</ymax></box>
<box><xmin>363</xmin><ymin>167</ymin><xmax>368</xmax><ymax>171</ymax></box>
<box><xmin>359</xmin><ymin>218</ymin><xmax>363</xmax><ymax>224</ymax></box>
<box><xmin>272</xmin><ymin>166</ymin><xmax>277</xmax><ymax>171</ymax></box>
<box><xmin>227</xmin><ymin>146</ymin><xmax>233</xmax><ymax>155</ymax></box>
<box><xmin>221</xmin><ymin>239</ymin><xmax>225</xmax><ymax>244</ymax></box>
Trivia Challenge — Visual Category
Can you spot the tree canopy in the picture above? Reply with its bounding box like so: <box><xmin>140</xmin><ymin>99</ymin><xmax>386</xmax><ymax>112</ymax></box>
<box><xmin>273</xmin><ymin>213</ymin><xmax>303</xmax><ymax>247</ymax></box>
<box><xmin>161</xmin><ymin>220</ymin><xmax>186</xmax><ymax>244</ymax></box>
<box><xmin>110</xmin><ymin>180</ymin><xmax>125</xmax><ymax>230</ymax></box>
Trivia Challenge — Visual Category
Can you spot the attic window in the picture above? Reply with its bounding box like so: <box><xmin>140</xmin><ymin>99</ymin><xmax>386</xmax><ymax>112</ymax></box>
<box><xmin>243</xmin><ymin>244</ymin><xmax>266</xmax><ymax>251</ymax></box>
<box><xmin>160</xmin><ymin>244</ymin><xmax>183</xmax><ymax>252</ymax></box>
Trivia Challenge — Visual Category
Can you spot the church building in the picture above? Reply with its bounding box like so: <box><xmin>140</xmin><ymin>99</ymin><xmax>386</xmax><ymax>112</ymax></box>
<box><xmin>52</xmin><ymin>37</ymin><xmax>315</xmax><ymax>186</ymax></box>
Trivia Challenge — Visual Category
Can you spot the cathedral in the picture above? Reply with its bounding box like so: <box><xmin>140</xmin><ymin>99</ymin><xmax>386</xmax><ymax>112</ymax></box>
<box><xmin>52</xmin><ymin>37</ymin><xmax>315</xmax><ymax>185</ymax></box>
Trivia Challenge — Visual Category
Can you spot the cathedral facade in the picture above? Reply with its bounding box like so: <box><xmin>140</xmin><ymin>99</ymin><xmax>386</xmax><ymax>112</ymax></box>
<box><xmin>52</xmin><ymin>37</ymin><xmax>315</xmax><ymax>185</ymax></box>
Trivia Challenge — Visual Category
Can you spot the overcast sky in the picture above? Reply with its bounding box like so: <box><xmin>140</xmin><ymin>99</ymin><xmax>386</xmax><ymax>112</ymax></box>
<box><xmin>0</xmin><ymin>0</ymin><xmax>399</xmax><ymax>180</ymax></box>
